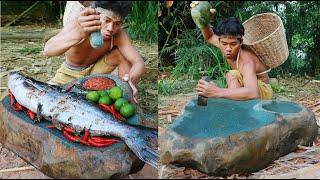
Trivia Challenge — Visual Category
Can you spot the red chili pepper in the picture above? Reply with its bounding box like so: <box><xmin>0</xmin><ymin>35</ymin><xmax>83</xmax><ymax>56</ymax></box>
<box><xmin>63</xmin><ymin>126</ymin><xmax>75</xmax><ymax>134</ymax></box>
<box><xmin>110</xmin><ymin>105</ymin><xmax>125</xmax><ymax>121</ymax></box>
<box><xmin>15</xmin><ymin>103</ymin><xmax>24</xmax><ymax>111</ymax></box>
<box><xmin>99</xmin><ymin>104</ymin><xmax>115</xmax><ymax>117</ymax></box>
<box><xmin>63</xmin><ymin>129</ymin><xmax>80</xmax><ymax>142</ymax></box>
<box><xmin>9</xmin><ymin>90</ymin><xmax>24</xmax><ymax>111</ymax></box>
<box><xmin>26</xmin><ymin>110</ymin><xmax>36</xmax><ymax>120</ymax></box>
<box><xmin>65</xmin><ymin>82</ymin><xmax>76</xmax><ymax>92</ymax></box>
<box><xmin>63</xmin><ymin>128</ymin><xmax>90</xmax><ymax>146</ymax></box>
<box><xmin>82</xmin><ymin>129</ymin><xmax>90</xmax><ymax>142</ymax></box>
<box><xmin>99</xmin><ymin>103</ymin><xmax>111</xmax><ymax>111</ymax></box>
<box><xmin>47</xmin><ymin>125</ymin><xmax>56</xmax><ymax>129</ymax></box>
<box><xmin>88</xmin><ymin>137</ymin><xmax>116</xmax><ymax>147</ymax></box>
<box><xmin>9</xmin><ymin>90</ymin><xmax>15</xmax><ymax>104</ymax></box>
<box><xmin>99</xmin><ymin>104</ymin><xmax>125</xmax><ymax>121</ymax></box>
<box><xmin>90</xmin><ymin>136</ymin><xmax>120</xmax><ymax>144</ymax></box>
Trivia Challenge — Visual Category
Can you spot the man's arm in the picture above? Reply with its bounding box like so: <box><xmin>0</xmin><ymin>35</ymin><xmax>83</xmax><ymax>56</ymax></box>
<box><xmin>115</xmin><ymin>30</ymin><xmax>146</xmax><ymax>84</ymax></box>
<box><xmin>43</xmin><ymin>23</ymin><xmax>84</xmax><ymax>57</ymax></box>
<box><xmin>200</xmin><ymin>25</ymin><xmax>220</xmax><ymax>48</ymax></box>
<box><xmin>196</xmin><ymin>61</ymin><xmax>260</xmax><ymax>100</ymax></box>
<box><xmin>190</xmin><ymin>1</ymin><xmax>220</xmax><ymax>47</ymax></box>
<box><xmin>43</xmin><ymin>8</ymin><xmax>101</xmax><ymax>57</ymax></box>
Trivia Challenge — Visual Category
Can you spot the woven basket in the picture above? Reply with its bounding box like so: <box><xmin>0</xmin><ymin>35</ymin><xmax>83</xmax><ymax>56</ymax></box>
<box><xmin>242</xmin><ymin>13</ymin><xmax>289</xmax><ymax>68</ymax></box>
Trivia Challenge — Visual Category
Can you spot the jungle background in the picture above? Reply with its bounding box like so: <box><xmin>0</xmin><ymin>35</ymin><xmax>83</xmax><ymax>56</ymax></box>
<box><xmin>0</xmin><ymin>1</ymin><xmax>158</xmax><ymax>179</ymax></box>
<box><xmin>158</xmin><ymin>1</ymin><xmax>320</xmax><ymax>179</ymax></box>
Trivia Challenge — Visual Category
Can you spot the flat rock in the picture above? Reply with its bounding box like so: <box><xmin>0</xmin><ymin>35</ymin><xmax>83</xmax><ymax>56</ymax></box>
<box><xmin>160</xmin><ymin>98</ymin><xmax>318</xmax><ymax>176</ymax></box>
<box><xmin>0</xmin><ymin>96</ymin><xmax>144</xmax><ymax>179</ymax></box>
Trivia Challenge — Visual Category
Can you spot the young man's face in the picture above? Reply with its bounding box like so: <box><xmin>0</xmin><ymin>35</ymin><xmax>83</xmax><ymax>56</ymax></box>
<box><xmin>218</xmin><ymin>36</ymin><xmax>242</xmax><ymax>60</ymax></box>
<box><xmin>97</xmin><ymin>9</ymin><xmax>122</xmax><ymax>41</ymax></box>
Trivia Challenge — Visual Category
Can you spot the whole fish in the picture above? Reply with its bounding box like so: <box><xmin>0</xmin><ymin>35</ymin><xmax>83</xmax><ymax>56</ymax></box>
<box><xmin>7</xmin><ymin>72</ymin><xmax>158</xmax><ymax>168</ymax></box>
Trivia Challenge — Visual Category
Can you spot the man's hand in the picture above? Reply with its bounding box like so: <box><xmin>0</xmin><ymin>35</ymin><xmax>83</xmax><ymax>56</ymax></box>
<box><xmin>76</xmin><ymin>7</ymin><xmax>101</xmax><ymax>39</ymax></box>
<box><xmin>122</xmin><ymin>74</ymin><xmax>138</xmax><ymax>103</ymax></box>
<box><xmin>196</xmin><ymin>79</ymin><xmax>221</xmax><ymax>98</ymax></box>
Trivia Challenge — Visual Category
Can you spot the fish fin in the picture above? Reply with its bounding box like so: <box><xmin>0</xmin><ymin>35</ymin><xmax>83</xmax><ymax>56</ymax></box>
<box><xmin>36</xmin><ymin>103</ymin><xmax>43</xmax><ymax>122</ymax></box>
<box><xmin>51</xmin><ymin>114</ymin><xmax>64</xmax><ymax>130</ymax></box>
<box><xmin>124</xmin><ymin>128</ymin><xmax>158</xmax><ymax>168</ymax></box>
<box><xmin>24</xmin><ymin>79</ymin><xmax>45</xmax><ymax>91</ymax></box>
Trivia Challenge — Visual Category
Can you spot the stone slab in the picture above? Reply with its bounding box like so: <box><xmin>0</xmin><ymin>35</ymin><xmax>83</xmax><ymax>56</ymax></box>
<box><xmin>0</xmin><ymin>96</ymin><xmax>145</xmax><ymax>179</ymax></box>
<box><xmin>160</xmin><ymin>98</ymin><xmax>318</xmax><ymax>176</ymax></box>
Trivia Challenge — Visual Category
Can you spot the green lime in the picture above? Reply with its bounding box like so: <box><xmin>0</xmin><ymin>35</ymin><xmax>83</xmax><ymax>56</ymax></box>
<box><xmin>109</xmin><ymin>86</ymin><xmax>123</xmax><ymax>100</ymax></box>
<box><xmin>86</xmin><ymin>91</ymin><xmax>100</xmax><ymax>103</ymax></box>
<box><xmin>115</xmin><ymin>98</ymin><xmax>128</xmax><ymax>111</ymax></box>
<box><xmin>98</xmin><ymin>95</ymin><xmax>113</xmax><ymax>105</ymax></box>
<box><xmin>97</xmin><ymin>90</ymin><xmax>108</xmax><ymax>97</ymax></box>
<box><xmin>120</xmin><ymin>103</ymin><xmax>135</xmax><ymax>118</ymax></box>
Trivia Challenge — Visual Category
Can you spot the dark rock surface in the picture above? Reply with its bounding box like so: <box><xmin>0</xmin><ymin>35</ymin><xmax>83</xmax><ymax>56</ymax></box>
<box><xmin>160</xmin><ymin>98</ymin><xmax>318</xmax><ymax>176</ymax></box>
<box><xmin>0</xmin><ymin>96</ymin><xmax>144</xmax><ymax>179</ymax></box>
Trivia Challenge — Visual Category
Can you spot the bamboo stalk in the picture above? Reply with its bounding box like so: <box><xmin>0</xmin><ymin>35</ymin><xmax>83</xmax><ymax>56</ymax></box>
<box><xmin>158</xmin><ymin>110</ymin><xmax>180</xmax><ymax>115</ymax></box>
<box><xmin>5</xmin><ymin>1</ymin><xmax>41</xmax><ymax>27</ymax></box>
<box><xmin>167</xmin><ymin>114</ymin><xmax>172</xmax><ymax>123</ymax></box>
<box><xmin>0</xmin><ymin>166</ymin><xmax>35</xmax><ymax>173</ymax></box>
<box><xmin>261</xmin><ymin>163</ymin><xmax>320</xmax><ymax>179</ymax></box>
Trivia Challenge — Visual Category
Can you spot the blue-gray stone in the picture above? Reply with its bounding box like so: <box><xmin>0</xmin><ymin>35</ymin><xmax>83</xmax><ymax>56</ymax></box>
<box><xmin>160</xmin><ymin>97</ymin><xmax>318</xmax><ymax>176</ymax></box>
<box><xmin>0</xmin><ymin>96</ymin><xmax>144</xmax><ymax>179</ymax></box>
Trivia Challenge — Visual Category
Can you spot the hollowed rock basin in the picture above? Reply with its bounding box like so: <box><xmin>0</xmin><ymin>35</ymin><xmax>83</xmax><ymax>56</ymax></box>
<box><xmin>160</xmin><ymin>98</ymin><xmax>318</xmax><ymax>176</ymax></box>
<box><xmin>0</xmin><ymin>96</ymin><xmax>144</xmax><ymax>179</ymax></box>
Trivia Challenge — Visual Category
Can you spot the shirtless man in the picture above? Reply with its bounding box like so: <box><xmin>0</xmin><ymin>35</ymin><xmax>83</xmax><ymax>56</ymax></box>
<box><xmin>44</xmin><ymin>1</ymin><xmax>145</xmax><ymax>101</ymax></box>
<box><xmin>191</xmin><ymin>2</ymin><xmax>273</xmax><ymax>100</ymax></box>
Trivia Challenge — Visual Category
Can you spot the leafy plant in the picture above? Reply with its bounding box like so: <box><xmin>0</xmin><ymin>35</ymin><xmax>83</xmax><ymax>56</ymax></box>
<box><xmin>16</xmin><ymin>47</ymin><xmax>42</xmax><ymax>55</ymax></box>
<box><xmin>159</xmin><ymin>1</ymin><xmax>320</xmax><ymax>86</ymax></box>
<box><xmin>125</xmin><ymin>1</ymin><xmax>158</xmax><ymax>43</ymax></box>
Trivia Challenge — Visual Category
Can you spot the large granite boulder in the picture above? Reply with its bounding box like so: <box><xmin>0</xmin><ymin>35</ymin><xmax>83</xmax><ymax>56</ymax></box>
<box><xmin>0</xmin><ymin>96</ymin><xmax>144</xmax><ymax>179</ymax></box>
<box><xmin>160</xmin><ymin>98</ymin><xmax>318</xmax><ymax>176</ymax></box>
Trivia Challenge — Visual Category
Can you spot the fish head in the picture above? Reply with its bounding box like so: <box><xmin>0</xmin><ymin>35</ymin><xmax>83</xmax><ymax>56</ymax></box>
<box><xmin>8</xmin><ymin>71</ymin><xmax>26</xmax><ymax>90</ymax></box>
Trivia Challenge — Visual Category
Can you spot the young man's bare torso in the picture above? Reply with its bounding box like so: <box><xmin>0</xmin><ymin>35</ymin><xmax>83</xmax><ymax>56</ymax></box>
<box><xmin>44</xmin><ymin>2</ymin><xmax>145</xmax><ymax>100</ymax></box>
<box><xmin>191</xmin><ymin>2</ymin><xmax>273</xmax><ymax>100</ymax></box>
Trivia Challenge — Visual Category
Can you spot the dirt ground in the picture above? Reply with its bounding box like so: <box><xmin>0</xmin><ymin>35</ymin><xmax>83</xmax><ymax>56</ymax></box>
<box><xmin>0</xmin><ymin>25</ymin><xmax>158</xmax><ymax>179</ymax></box>
<box><xmin>158</xmin><ymin>77</ymin><xmax>320</xmax><ymax>179</ymax></box>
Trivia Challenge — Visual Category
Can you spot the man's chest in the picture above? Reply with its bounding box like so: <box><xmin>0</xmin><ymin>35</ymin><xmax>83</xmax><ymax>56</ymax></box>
<box><xmin>66</xmin><ymin>40</ymin><xmax>113</xmax><ymax>65</ymax></box>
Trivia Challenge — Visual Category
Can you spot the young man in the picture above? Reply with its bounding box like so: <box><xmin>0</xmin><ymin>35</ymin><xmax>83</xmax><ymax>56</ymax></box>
<box><xmin>44</xmin><ymin>1</ymin><xmax>145</xmax><ymax>101</ymax></box>
<box><xmin>191</xmin><ymin>2</ymin><xmax>273</xmax><ymax>100</ymax></box>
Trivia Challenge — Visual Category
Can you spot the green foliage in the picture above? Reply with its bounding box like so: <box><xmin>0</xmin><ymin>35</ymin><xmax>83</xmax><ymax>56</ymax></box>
<box><xmin>16</xmin><ymin>47</ymin><xmax>42</xmax><ymax>55</ymax></box>
<box><xmin>168</xmin><ymin>29</ymin><xmax>230</xmax><ymax>80</ymax></box>
<box><xmin>238</xmin><ymin>1</ymin><xmax>320</xmax><ymax>77</ymax></box>
<box><xmin>125</xmin><ymin>1</ymin><xmax>158</xmax><ymax>43</ymax></box>
<box><xmin>159</xmin><ymin>1</ymin><xmax>320</xmax><ymax>95</ymax></box>
<box><xmin>158</xmin><ymin>2</ymin><xmax>232</xmax><ymax>95</ymax></box>
<box><xmin>159</xmin><ymin>28</ymin><xmax>229</xmax><ymax>95</ymax></box>
<box><xmin>158</xmin><ymin>78</ymin><xmax>199</xmax><ymax>95</ymax></box>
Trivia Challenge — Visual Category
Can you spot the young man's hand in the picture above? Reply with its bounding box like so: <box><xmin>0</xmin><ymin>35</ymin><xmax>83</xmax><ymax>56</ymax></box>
<box><xmin>196</xmin><ymin>79</ymin><xmax>220</xmax><ymax>98</ymax></box>
<box><xmin>76</xmin><ymin>7</ymin><xmax>101</xmax><ymax>39</ymax></box>
<box><xmin>122</xmin><ymin>74</ymin><xmax>138</xmax><ymax>103</ymax></box>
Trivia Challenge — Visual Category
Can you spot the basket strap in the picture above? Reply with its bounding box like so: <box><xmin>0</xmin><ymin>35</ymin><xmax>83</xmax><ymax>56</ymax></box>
<box><xmin>237</xmin><ymin>47</ymin><xmax>271</xmax><ymax>76</ymax></box>
<box><xmin>236</xmin><ymin>48</ymin><xmax>241</xmax><ymax>69</ymax></box>
<box><xmin>256</xmin><ymin>68</ymin><xmax>271</xmax><ymax>76</ymax></box>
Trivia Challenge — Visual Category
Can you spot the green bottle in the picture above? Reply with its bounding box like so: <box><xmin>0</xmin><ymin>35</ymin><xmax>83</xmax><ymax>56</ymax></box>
<box><xmin>89</xmin><ymin>4</ymin><xmax>104</xmax><ymax>49</ymax></box>
<box><xmin>197</xmin><ymin>76</ymin><xmax>211</xmax><ymax>106</ymax></box>
<box><xmin>191</xmin><ymin>1</ymin><xmax>214</xmax><ymax>29</ymax></box>
<box><xmin>90</xmin><ymin>31</ymin><xmax>104</xmax><ymax>48</ymax></box>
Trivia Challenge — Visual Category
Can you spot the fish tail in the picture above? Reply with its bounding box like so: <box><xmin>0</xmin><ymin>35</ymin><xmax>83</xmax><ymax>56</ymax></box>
<box><xmin>125</xmin><ymin>128</ymin><xmax>158</xmax><ymax>168</ymax></box>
